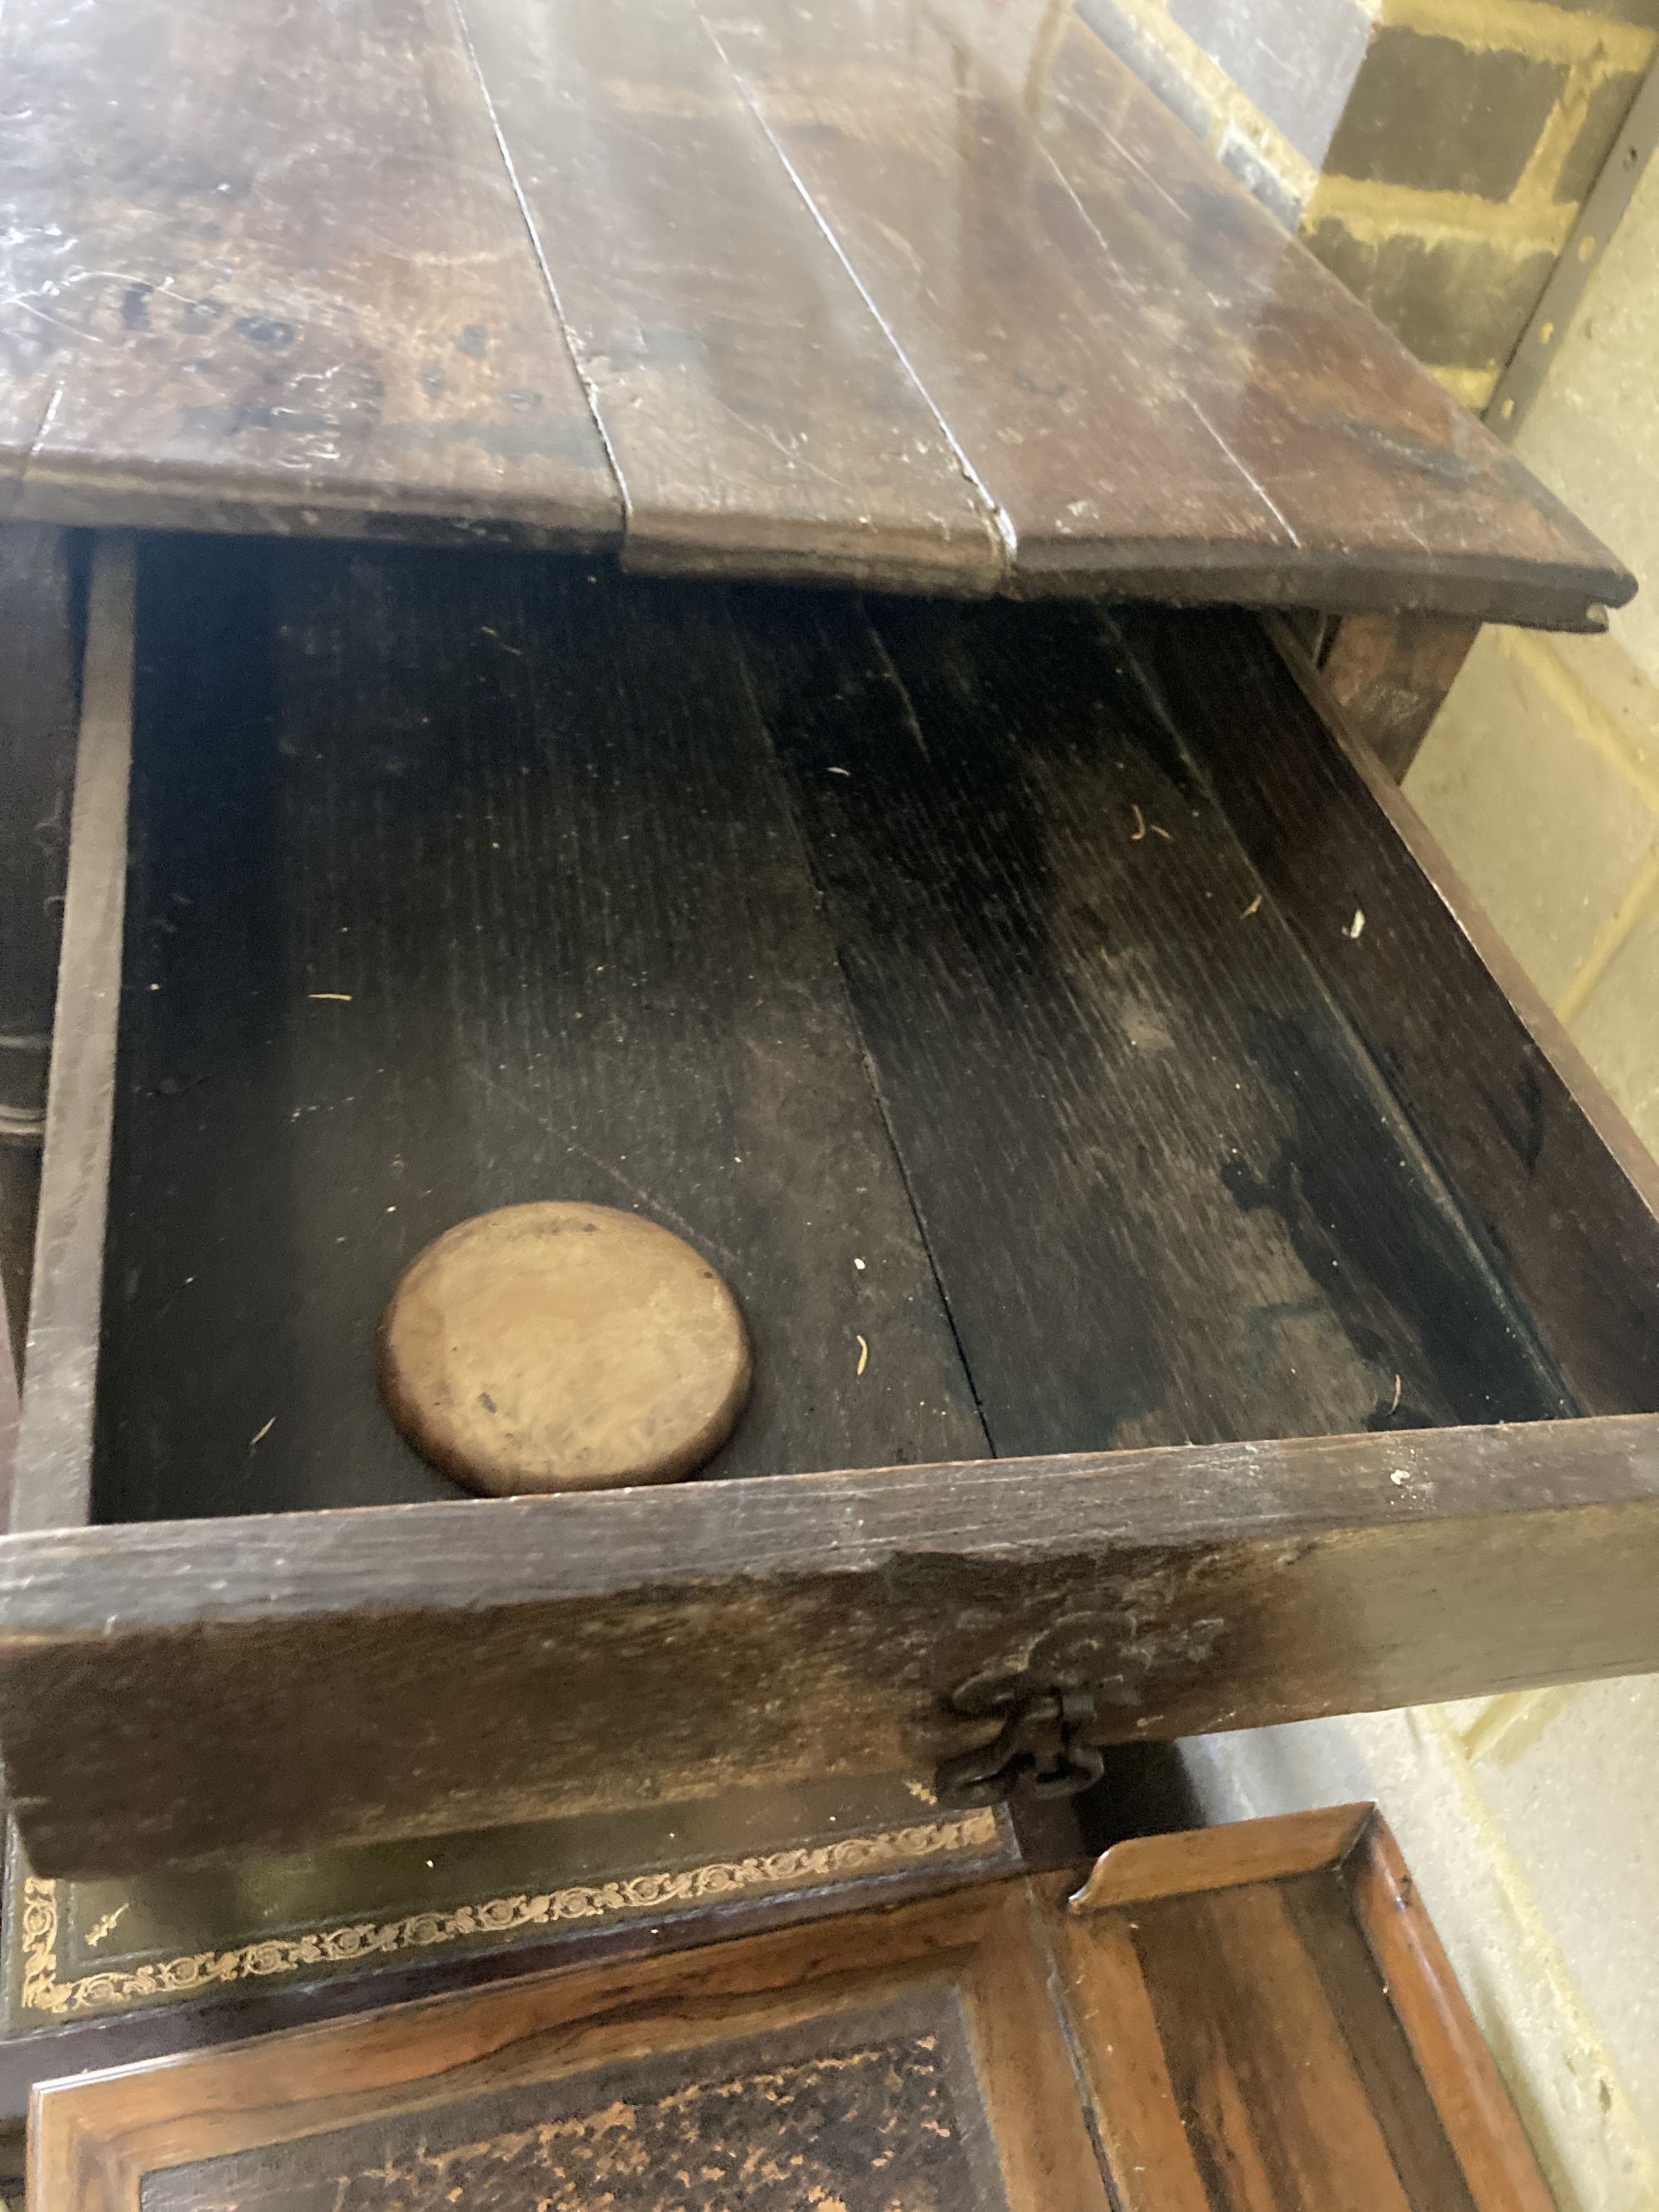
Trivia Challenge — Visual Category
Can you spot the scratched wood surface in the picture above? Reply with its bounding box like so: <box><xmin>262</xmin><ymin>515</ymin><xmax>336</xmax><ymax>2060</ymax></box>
<box><xmin>700</xmin><ymin>0</ymin><xmax>1627</xmax><ymax>624</ymax></box>
<box><xmin>0</xmin><ymin>0</ymin><xmax>1632</xmax><ymax>622</ymax></box>
<box><xmin>90</xmin><ymin>536</ymin><xmax>983</xmax><ymax>1523</ymax></box>
<box><xmin>32</xmin><ymin>1819</ymin><xmax>1552</xmax><ymax>2212</ymax></box>
<box><xmin>16</xmin><ymin>535</ymin><xmax>1659</xmax><ymax>1876</ymax></box>
<box><xmin>0</xmin><ymin>0</ymin><xmax>620</xmax><ymax>545</ymax></box>
<box><xmin>738</xmin><ymin>585</ymin><xmax>1569</xmax><ymax>1454</ymax></box>
<box><xmin>85</xmin><ymin>541</ymin><xmax>1566</xmax><ymax>1532</ymax></box>
<box><xmin>455</xmin><ymin>0</ymin><xmax>1002</xmax><ymax>592</ymax></box>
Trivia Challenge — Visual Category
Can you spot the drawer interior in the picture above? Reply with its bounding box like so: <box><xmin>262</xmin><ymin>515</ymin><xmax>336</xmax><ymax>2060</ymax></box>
<box><xmin>92</xmin><ymin>536</ymin><xmax>1575</xmax><ymax>1525</ymax></box>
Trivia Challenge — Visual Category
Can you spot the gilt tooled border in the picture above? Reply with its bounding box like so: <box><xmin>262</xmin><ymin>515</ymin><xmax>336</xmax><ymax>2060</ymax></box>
<box><xmin>19</xmin><ymin>1810</ymin><xmax>1002</xmax><ymax>2017</ymax></box>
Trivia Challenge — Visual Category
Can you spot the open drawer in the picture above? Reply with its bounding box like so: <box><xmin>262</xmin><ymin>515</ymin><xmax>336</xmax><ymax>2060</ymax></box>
<box><xmin>6</xmin><ymin>530</ymin><xmax>1659</xmax><ymax>1881</ymax></box>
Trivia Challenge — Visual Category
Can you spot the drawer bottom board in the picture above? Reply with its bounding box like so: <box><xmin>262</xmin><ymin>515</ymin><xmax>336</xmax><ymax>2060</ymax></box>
<box><xmin>94</xmin><ymin>537</ymin><xmax>1566</xmax><ymax>1524</ymax></box>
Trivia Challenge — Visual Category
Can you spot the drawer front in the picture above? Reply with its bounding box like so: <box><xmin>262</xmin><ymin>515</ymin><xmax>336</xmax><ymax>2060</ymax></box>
<box><xmin>4</xmin><ymin>1417</ymin><xmax>1659</xmax><ymax>1876</ymax></box>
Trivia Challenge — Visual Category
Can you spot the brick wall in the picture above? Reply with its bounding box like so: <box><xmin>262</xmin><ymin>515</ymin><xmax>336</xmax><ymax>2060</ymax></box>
<box><xmin>1078</xmin><ymin>0</ymin><xmax>1656</xmax><ymax>406</ymax></box>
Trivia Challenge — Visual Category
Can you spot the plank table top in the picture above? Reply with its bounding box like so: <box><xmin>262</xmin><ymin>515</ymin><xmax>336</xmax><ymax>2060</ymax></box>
<box><xmin>0</xmin><ymin>0</ymin><xmax>1632</xmax><ymax>625</ymax></box>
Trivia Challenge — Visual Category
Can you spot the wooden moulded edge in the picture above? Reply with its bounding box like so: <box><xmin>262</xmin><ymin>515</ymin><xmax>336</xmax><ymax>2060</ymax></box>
<box><xmin>1341</xmin><ymin>1814</ymin><xmax>1558</xmax><ymax>2212</ymax></box>
<box><xmin>1068</xmin><ymin>1801</ymin><xmax>1375</xmax><ymax>1910</ymax></box>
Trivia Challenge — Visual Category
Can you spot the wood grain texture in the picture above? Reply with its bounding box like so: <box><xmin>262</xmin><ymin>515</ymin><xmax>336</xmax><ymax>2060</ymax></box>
<box><xmin>0</xmin><ymin>0</ymin><xmax>620</xmax><ymax>546</ymax></box>
<box><xmin>1048</xmin><ymin>1811</ymin><xmax>1545</xmax><ymax>2212</ymax></box>
<box><xmin>376</xmin><ymin>1203</ymin><xmax>754</xmax><ymax>1495</ymax></box>
<box><xmin>1319</xmin><ymin>613</ymin><xmax>1480</xmax><ymax>780</ymax></box>
<box><xmin>1110</xmin><ymin>1881</ymin><xmax>1442</xmax><ymax>2208</ymax></box>
<box><xmin>88</xmin><ymin>537</ymin><xmax>981</xmax><ymax>1522</ymax></box>
<box><xmin>27</xmin><ymin>1826</ymin><xmax>1552</xmax><ymax>2212</ymax></box>
<box><xmin>708</xmin><ymin>0</ymin><xmax>1629</xmax><ymax>625</ymax></box>
<box><xmin>740</xmin><ymin>586</ymin><xmax>1571</xmax><ymax>1456</ymax></box>
<box><xmin>1342</xmin><ymin>1815</ymin><xmax>1558</xmax><ymax>2212</ymax></box>
<box><xmin>7</xmin><ymin>538</ymin><xmax>135</xmax><ymax>1539</ymax></box>
<box><xmin>1070</xmin><ymin>1802</ymin><xmax>1371</xmax><ymax>1909</ymax></box>
<box><xmin>6</xmin><ymin>1415</ymin><xmax>1659</xmax><ymax>1874</ymax></box>
<box><xmin>1127</xmin><ymin>604</ymin><xmax>1659</xmax><ymax>1417</ymax></box>
<box><xmin>0</xmin><ymin>527</ymin><xmax>79</xmax><ymax>1140</ymax></box>
<box><xmin>32</xmin><ymin>1879</ymin><xmax>1108</xmax><ymax>2212</ymax></box>
<box><xmin>1041</xmin><ymin>1902</ymin><xmax>1212</xmax><ymax>2211</ymax></box>
<box><xmin>955</xmin><ymin>1885</ymin><xmax>1120</xmax><ymax>2212</ymax></box>
<box><xmin>1028</xmin><ymin>19</ymin><xmax>1610</xmax><ymax>627</ymax></box>
<box><xmin>1280</xmin><ymin>1871</ymin><xmax>1482</xmax><ymax>2212</ymax></box>
<box><xmin>0</xmin><ymin>0</ymin><xmax>1633</xmax><ymax>625</ymax></box>
<box><xmin>11</xmin><ymin>544</ymin><xmax>1659</xmax><ymax>1874</ymax></box>
<box><xmin>454</xmin><ymin>0</ymin><xmax>1002</xmax><ymax>592</ymax></box>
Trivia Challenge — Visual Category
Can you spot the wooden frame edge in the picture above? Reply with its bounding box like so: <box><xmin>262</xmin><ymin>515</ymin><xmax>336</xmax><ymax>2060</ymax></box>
<box><xmin>1341</xmin><ymin>1811</ymin><xmax>1556</xmax><ymax>2212</ymax></box>
<box><xmin>1068</xmin><ymin>1802</ymin><xmax>1374</xmax><ymax>1913</ymax></box>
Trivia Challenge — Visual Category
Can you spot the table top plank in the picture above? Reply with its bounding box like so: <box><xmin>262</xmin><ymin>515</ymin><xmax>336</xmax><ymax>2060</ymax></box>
<box><xmin>0</xmin><ymin>0</ymin><xmax>620</xmax><ymax>546</ymax></box>
<box><xmin>710</xmin><ymin>0</ymin><xmax>1630</xmax><ymax>625</ymax></box>
<box><xmin>1030</xmin><ymin>15</ymin><xmax>1621</xmax><ymax>625</ymax></box>
<box><xmin>0</xmin><ymin>0</ymin><xmax>1632</xmax><ymax>625</ymax></box>
<box><xmin>455</xmin><ymin>0</ymin><xmax>1005</xmax><ymax>591</ymax></box>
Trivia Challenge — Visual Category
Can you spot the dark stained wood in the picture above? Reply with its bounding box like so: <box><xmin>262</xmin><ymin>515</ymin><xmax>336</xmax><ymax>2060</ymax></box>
<box><xmin>0</xmin><ymin>1147</ymin><xmax>39</xmax><ymax>1378</ymax></box>
<box><xmin>0</xmin><ymin>0</ymin><xmax>1632</xmax><ymax>624</ymax></box>
<box><xmin>1031</xmin><ymin>19</ymin><xmax>1608</xmax><ymax>630</ymax></box>
<box><xmin>31</xmin><ymin>1880</ymin><xmax>1112</xmax><ymax>2212</ymax></box>
<box><xmin>7</xmin><ymin>538</ymin><xmax>136</xmax><ymax>1539</ymax></box>
<box><xmin>1342</xmin><ymin>1814</ymin><xmax>1558</xmax><ymax>2212</ymax></box>
<box><xmin>740</xmin><ymin>587</ymin><xmax>1570</xmax><ymax>1456</ymax></box>
<box><xmin>0</xmin><ymin>527</ymin><xmax>79</xmax><ymax>1142</ymax></box>
<box><xmin>0</xmin><ymin>1275</ymin><xmax>16</xmax><ymax>1534</ymax></box>
<box><xmin>0</xmin><ymin>0</ymin><xmax>620</xmax><ymax>547</ymax></box>
<box><xmin>1118</xmin><ymin>604</ymin><xmax>1659</xmax><ymax>1417</ymax></box>
<box><xmin>708</xmin><ymin>0</ymin><xmax>1629</xmax><ymax>625</ymax></box>
<box><xmin>454</xmin><ymin>0</ymin><xmax>1002</xmax><ymax>593</ymax></box>
<box><xmin>87</xmin><ymin>537</ymin><xmax>982</xmax><ymax>1523</ymax></box>
<box><xmin>1070</xmin><ymin>1801</ymin><xmax>1371</xmax><ymax>1909</ymax></box>
<box><xmin>10</xmin><ymin>542</ymin><xmax>1659</xmax><ymax>1875</ymax></box>
<box><xmin>1320</xmin><ymin>614</ymin><xmax>1481</xmax><ymax>780</ymax></box>
<box><xmin>141</xmin><ymin>2002</ymin><xmax>1009</xmax><ymax>2211</ymax></box>
<box><xmin>5</xmin><ymin>1414</ymin><xmax>1659</xmax><ymax>1874</ymax></box>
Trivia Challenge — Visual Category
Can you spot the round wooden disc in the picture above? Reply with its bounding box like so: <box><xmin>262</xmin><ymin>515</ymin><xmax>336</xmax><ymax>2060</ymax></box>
<box><xmin>377</xmin><ymin>1203</ymin><xmax>752</xmax><ymax>1496</ymax></box>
